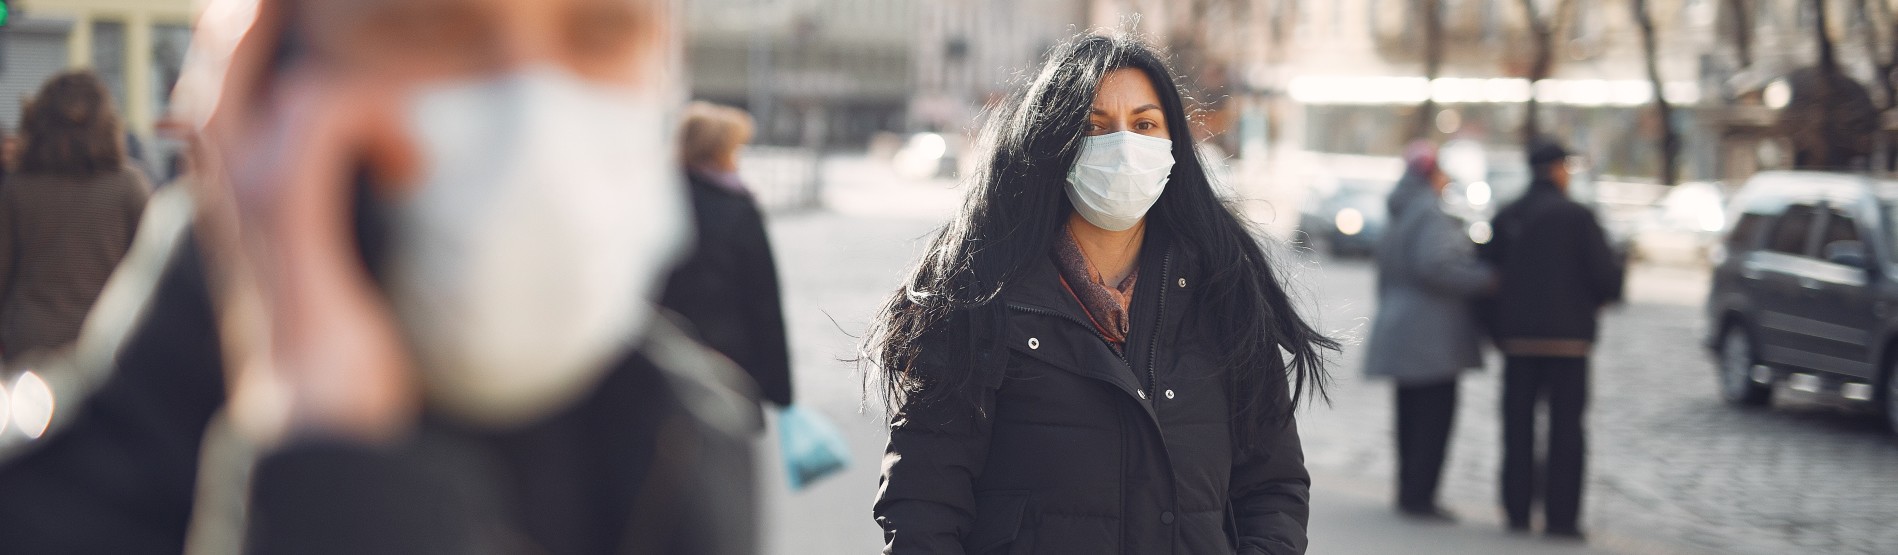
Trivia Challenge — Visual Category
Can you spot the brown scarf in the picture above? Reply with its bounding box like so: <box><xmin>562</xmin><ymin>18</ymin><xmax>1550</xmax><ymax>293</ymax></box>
<box><xmin>1052</xmin><ymin>228</ymin><xmax>1138</xmax><ymax>347</ymax></box>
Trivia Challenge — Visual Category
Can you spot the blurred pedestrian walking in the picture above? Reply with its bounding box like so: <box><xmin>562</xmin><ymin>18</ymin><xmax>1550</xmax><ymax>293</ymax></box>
<box><xmin>0</xmin><ymin>70</ymin><xmax>151</xmax><ymax>363</ymax></box>
<box><xmin>869</xmin><ymin>32</ymin><xmax>1332</xmax><ymax>555</ymax></box>
<box><xmin>663</xmin><ymin>102</ymin><xmax>852</xmax><ymax>491</ymax></box>
<box><xmin>0</xmin><ymin>1</ymin><xmax>763</xmax><ymax>554</ymax></box>
<box><xmin>1481</xmin><ymin>137</ymin><xmax>1624</xmax><ymax>541</ymax></box>
<box><xmin>1363</xmin><ymin>141</ymin><xmax>1493</xmax><ymax>521</ymax></box>
<box><xmin>663</xmin><ymin>101</ymin><xmax>794</xmax><ymax>408</ymax></box>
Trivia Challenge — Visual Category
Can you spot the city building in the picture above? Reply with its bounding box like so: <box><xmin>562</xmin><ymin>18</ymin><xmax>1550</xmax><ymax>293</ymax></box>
<box><xmin>911</xmin><ymin>0</ymin><xmax>1087</xmax><ymax>135</ymax></box>
<box><xmin>2</xmin><ymin>0</ymin><xmax>193</xmax><ymax>147</ymax></box>
<box><xmin>685</xmin><ymin>0</ymin><xmax>917</xmax><ymax>147</ymax></box>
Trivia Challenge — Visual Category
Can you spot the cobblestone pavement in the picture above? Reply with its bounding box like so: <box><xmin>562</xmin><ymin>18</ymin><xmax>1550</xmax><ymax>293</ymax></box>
<box><xmin>1288</xmin><ymin>253</ymin><xmax>1898</xmax><ymax>555</ymax></box>
<box><xmin>752</xmin><ymin>167</ymin><xmax>1898</xmax><ymax>554</ymax></box>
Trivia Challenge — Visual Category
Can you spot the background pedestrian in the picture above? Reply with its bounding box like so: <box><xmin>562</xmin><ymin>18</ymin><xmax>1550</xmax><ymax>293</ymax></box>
<box><xmin>664</xmin><ymin>101</ymin><xmax>795</xmax><ymax>408</ymax></box>
<box><xmin>1481</xmin><ymin>137</ymin><xmax>1624</xmax><ymax>541</ymax></box>
<box><xmin>0</xmin><ymin>70</ymin><xmax>152</xmax><ymax>363</ymax></box>
<box><xmin>1363</xmin><ymin>140</ymin><xmax>1494</xmax><ymax>521</ymax></box>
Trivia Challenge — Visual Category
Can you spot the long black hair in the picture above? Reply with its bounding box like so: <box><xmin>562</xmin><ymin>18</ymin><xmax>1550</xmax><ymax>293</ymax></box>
<box><xmin>863</xmin><ymin>32</ymin><xmax>1334</xmax><ymax>438</ymax></box>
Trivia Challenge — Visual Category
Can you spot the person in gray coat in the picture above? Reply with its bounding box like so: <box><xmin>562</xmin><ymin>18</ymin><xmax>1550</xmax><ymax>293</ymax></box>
<box><xmin>1363</xmin><ymin>142</ymin><xmax>1495</xmax><ymax>520</ymax></box>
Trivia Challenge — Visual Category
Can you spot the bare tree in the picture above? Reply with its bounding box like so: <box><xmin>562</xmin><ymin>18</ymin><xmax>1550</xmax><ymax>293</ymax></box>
<box><xmin>1633</xmin><ymin>0</ymin><xmax>1680</xmax><ymax>185</ymax></box>
<box><xmin>1779</xmin><ymin>0</ymin><xmax>1877</xmax><ymax>168</ymax></box>
<box><xmin>1726</xmin><ymin>0</ymin><xmax>1754</xmax><ymax>68</ymax></box>
<box><xmin>1858</xmin><ymin>0</ymin><xmax>1898</xmax><ymax>169</ymax></box>
<box><xmin>1411</xmin><ymin>0</ymin><xmax>1446</xmax><ymax>139</ymax></box>
<box><xmin>1517</xmin><ymin>0</ymin><xmax>1578</xmax><ymax>142</ymax></box>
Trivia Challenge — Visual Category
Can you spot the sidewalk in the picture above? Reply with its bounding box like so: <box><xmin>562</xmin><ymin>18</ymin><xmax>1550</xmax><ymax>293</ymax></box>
<box><xmin>1311</xmin><ymin>476</ymin><xmax>1690</xmax><ymax>555</ymax></box>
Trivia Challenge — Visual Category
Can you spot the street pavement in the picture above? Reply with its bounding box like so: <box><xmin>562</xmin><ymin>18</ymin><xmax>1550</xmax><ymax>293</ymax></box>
<box><xmin>748</xmin><ymin>157</ymin><xmax>1898</xmax><ymax>555</ymax></box>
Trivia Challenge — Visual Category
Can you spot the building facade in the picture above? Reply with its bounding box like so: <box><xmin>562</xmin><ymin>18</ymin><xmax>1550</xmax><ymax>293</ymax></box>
<box><xmin>911</xmin><ymin>0</ymin><xmax>1089</xmax><ymax>134</ymax></box>
<box><xmin>5</xmin><ymin>0</ymin><xmax>193</xmax><ymax>144</ymax></box>
<box><xmin>686</xmin><ymin>0</ymin><xmax>917</xmax><ymax>146</ymax></box>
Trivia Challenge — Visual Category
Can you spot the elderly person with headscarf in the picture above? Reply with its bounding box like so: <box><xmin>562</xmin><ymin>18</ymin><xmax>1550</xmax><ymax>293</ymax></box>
<box><xmin>1362</xmin><ymin>141</ymin><xmax>1495</xmax><ymax>521</ymax></box>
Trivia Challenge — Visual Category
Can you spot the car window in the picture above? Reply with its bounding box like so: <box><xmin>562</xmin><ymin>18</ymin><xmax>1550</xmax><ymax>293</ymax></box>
<box><xmin>1726</xmin><ymin>213</ymin><xmax>1770</xmax><ymax>251</ymax></box>
<box><xmin>1822</xmin><ymin>209</ymin><xmax>1861</xmax><ymax>246</ymax></box>
<box><xmin>1767</xmin><ymin>204</ymin><xmax>1820</xmax><ymax>256</ymax></box>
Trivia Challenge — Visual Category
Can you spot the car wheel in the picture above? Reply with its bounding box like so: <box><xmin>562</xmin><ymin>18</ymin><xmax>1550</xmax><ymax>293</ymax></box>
<box><xmin>1720</xmin><ymin>326</ymin><xmax>1772</xmax><ymax>406</ymax></box>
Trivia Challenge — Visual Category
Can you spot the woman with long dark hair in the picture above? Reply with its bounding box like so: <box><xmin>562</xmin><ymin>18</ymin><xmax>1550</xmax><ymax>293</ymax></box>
<box><xmin>868</xmin><ymin>32</ymin><xmax>1333</xmax><ymax>554</ymax></box>
<box><xmin>0</xmin><ymin>70</ymin><xmax>150</xmax><ymax>362</ymax></box>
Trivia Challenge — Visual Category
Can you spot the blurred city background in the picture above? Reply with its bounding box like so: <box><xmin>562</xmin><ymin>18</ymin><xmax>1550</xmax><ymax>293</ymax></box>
<box><xmin>0</xmin><ymin>0</ymin><xmax>1896</xmax><ymax>554</ymax></box>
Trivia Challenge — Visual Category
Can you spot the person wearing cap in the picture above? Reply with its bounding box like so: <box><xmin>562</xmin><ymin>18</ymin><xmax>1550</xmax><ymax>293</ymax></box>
<box><xmin>1481</xmin><ymin>137</ymin><xmax>1623</xmax><ymax>541</ymax></box>
<box><xmin>1363</xmin><ymin>141</ymin><xmax>1495</xmax><ymax>521</ymax></box>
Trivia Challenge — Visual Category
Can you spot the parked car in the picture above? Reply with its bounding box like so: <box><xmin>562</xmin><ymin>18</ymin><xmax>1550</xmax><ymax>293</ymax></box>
<box><xmin>1705</xmin><ymin>171</ymin><xmax>1898</xmax><ymax>434</ymax></box>
<box><xmin>1299</xmin><ymin>177</ymin><xmax>1395</xmax><ymax>256</ymax></box>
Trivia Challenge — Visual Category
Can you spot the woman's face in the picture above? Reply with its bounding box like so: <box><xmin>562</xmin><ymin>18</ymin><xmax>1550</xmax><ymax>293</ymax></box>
<box><xmin>1085</xmin><ymin>68</ymin><xmax>1168</xmax><ymax>139</ymax></box>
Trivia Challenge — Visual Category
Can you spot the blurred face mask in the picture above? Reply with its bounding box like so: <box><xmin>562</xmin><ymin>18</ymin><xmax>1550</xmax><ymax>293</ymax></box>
<box><xmin>1065</xmin><ymin>131</ymin><xmax>1175</xmax><ymax>231</ymax></box>
<box><xmin>384</xmin><ymin>66</ymin><xmax>689</xmax><ymax>427</ymax></box>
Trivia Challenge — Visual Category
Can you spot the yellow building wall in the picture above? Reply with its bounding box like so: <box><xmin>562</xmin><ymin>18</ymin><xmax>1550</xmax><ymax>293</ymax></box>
<box><xmin>18</xmin><ymin>0</ymin><xmax>195</xmax><ymax>138</ymax></box>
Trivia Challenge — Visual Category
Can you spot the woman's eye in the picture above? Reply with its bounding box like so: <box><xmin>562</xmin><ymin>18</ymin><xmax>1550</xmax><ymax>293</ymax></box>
<box><xmin>1136</xmin><ymin>120</ymin><xmax>1157</xmax><ymax>131</ymax></box>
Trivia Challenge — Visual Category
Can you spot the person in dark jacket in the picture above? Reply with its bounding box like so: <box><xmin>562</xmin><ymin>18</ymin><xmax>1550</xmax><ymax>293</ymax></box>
<box><xmin>1363</xmin><ymin>142</ymin><xmax>1493</xmax><ymax>521</ymax></box>
<box><xmin>661</xmin><ymin>101</ymin><xmax>794</xmax><ymax>407</ymax></box>
<box><xmin>0</xmin><ymin>71</ymin><xmax>152</xmax><ymax>362</ymax></box>
<box><xmin>1481</xmin><ymin>137</ymin><xmax>1623</xmax><ymax>540</ymax></box>
<box><xmin>867</xmin><ymin>33</ymin><xmax>1334</xmax><ymax>555</ymax></box>
<box><xmin>0</xmin><ymin>1</ymin><xmax>763</xmax><ymax>553</ymax></box>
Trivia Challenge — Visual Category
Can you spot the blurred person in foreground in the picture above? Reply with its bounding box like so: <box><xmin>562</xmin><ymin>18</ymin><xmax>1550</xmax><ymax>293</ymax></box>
<box><xmin>0</xmin><ymin>0</ymin><xmax>762</xmax><ymax>554</ymax></box>
<box><xmin>867</xmin><ymin>32</ymin><xmax>1331</xmax><ymax>555</ymax></box>
<box><xmin>0</xmin><ymin>71</ymin><xmax>152</xmax><ymax>363</ymax></box>
<box><xmin>661</xmin><ymin>101</ymin><xmax>793</xmax><ymax>409</ymax></box>
<box><xmin>1481</xmin><ymin>137</ymin><xmax>1623</xmax><ymax>541</ymax></box>
<box><xmin>1362</xmin><ymin>141</ymin><xmax>1493</xmax><ymax>522</ymax></box>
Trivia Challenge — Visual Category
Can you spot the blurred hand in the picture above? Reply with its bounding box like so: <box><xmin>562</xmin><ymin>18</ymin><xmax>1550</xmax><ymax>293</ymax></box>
<box><xmin>192</xmin><ymin>0</ymin><xmax>424</xmax><ymax>445</ymax></box>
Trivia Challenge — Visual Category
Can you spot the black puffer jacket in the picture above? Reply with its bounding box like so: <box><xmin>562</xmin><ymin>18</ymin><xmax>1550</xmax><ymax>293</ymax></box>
<box><xmin>1481</xmin><ymin>182</ymin><xmax>1624</xmax><ymax>343</ymax></box>
<box><xmin>875</xmin><ymin>229</ymin><xmax>1310</xmax><ymax>555</ymax></box>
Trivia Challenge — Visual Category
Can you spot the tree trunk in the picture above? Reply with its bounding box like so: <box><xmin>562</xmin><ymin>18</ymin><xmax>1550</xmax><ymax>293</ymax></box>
<box><xmin>1726</xmin><ymin>0</ymin><xmax>1754</xmax><ymax>68</ymax></box>
<box><xmin>1413</xmin><ymin>0</ymin><xmax>1445</xmax><ymax>140</ymax></box>
<box><xmin>1634</xmin><ymin>0</ymin><xmax>1680</xmax><ymax>185</ymax></box>
<box><xmin>1858</xmin><ymin>0</ymin><xmax>1896</xmax><ymax>170</ymax></box>
<box><xmin>1517</xmin><ymin>0</ymin><xmax>1574</xmax><ymax>143</ymax></box>
<box><xmin>1814</xmin><ymin>0</ymin><xmax>1839</xmax><ymax>167</ymax></box>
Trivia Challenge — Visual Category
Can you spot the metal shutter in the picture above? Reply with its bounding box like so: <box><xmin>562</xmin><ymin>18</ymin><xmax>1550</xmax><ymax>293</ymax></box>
<box><xmin>0</xmin><ymin>18</ymin><xmax>75</xmax><ymax>134</ymax></box>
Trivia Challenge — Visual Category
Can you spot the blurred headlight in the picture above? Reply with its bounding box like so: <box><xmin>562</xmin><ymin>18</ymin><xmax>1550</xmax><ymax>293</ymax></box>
<box><xmin>1467</xmin><ymin>181</ymin><xmax>1492</xmax><ymax>206</ymax></box>
<box><xmin>1699</xmin><ymin>208</ymin><xmax>1725</xmax><ymax>233</ymax></box>
<box><xmin>1468</xmin><ymin>221</ymin><xmax>1494</xmax><ymax>244</ymax></box>
<box><xmin>1335</xmin><ymin>208</ymin><xmax>1365</xmax><ymax>236</ymax></box>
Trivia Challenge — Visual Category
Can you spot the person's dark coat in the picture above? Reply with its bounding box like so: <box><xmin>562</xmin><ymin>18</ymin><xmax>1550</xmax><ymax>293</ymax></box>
<box><xmin>1364</xmin><ymin>173</ymin><xmax>1493</xmax><ymax>384</ymax></box>
<box><xmin>875</xmin><ymin>227</ymin><xmax>1311</xmax><ymax>555</ymax></box>
<box><xmin>0</xmin><ymin>188</ymin><xmax>761</xmax><ymax>555</ymax></box>
<box><xmin>0</xmin><ymin>165</ymin><xmax>151</xmax><ymax>360</ymax></box>
<box><xmin>1481</xmin><ymin>180</ymin><xmax>1624</xmax><ymax>345</ymax></box>
<box><xmin>660</xmin><ymin>170</ymin><xmax>794</xmax><ymax>407</ymax></box>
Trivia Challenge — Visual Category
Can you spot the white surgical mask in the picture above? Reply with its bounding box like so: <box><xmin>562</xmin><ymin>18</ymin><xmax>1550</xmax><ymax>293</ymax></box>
<box><xmin>384</xmin><ymin>66</ymin><xmax>690</xmax><ymax>427</ymax></box>
<box><xmin>1065</xmin><ymin>131</ymin><xmax>1175</xmax><ymax>231</ymax></box>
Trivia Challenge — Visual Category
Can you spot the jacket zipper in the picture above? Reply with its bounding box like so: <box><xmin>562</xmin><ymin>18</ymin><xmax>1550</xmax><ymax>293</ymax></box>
<box><xmin>1145</xmin><ymin>248</ymin><xmax>1173</xmax><ymax>397</ymax></box>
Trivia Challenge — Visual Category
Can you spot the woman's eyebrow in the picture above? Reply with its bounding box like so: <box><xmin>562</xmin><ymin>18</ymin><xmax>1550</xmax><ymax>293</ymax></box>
<box><xmin>1089</xmin><ymin>104</ymin><xmax>1162</xmax><ymax>116</ymax></box>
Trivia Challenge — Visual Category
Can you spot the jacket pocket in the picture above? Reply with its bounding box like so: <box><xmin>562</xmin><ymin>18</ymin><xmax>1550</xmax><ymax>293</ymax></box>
<box><xmin>966</xmin><ymin>491</ymin><xmax>1035</xmax><ymax>555</ymax></box>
